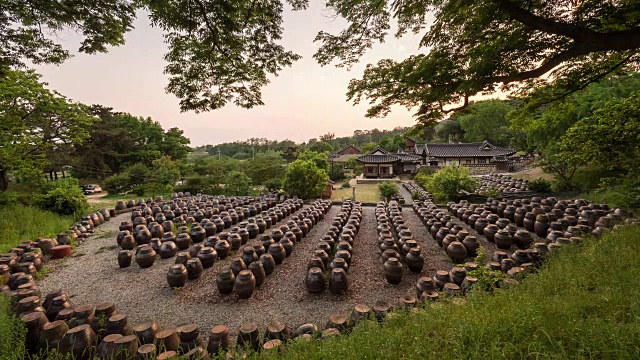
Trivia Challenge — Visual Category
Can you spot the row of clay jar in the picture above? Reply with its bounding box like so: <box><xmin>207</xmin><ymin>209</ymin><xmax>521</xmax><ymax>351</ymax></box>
<box><xmin>305</xmin><ymin>200</ymin><xmax>362</xmax><ymax>294</ymax></box>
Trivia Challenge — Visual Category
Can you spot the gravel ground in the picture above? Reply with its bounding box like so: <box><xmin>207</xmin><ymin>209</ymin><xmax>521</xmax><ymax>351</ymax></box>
<box><xmin>39</xmin><ymin>204</ymin><xmax>456</xmax><ymax>339</ymax></box>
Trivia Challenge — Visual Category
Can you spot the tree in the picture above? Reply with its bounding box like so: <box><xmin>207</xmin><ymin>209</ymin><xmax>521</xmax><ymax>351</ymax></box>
<box><xmin>307</xmin><ymin>141</ymin><xmax>333</xmax><ymax>154</ymax></box>
<box><xmin>8</xmin><ymin>1</ymin><xmax>640</xmax><ymax>119</ymax></box>
<box><xmin>0</xmin><ymin>69</ymin><xmax>94</xmax><ymax>191</ymax></box>
<box><xmin>561</xmin><ymin>92</ymin><xmax>640</xmax><ymax>172</ymax></box>
<box><xmin>224</xmin><ymin>171</ymin><xmax>253</xmax><ymax>196</ymax></box>
<box><xmin>418</xmin><ymin>166</ymin><xmax>477</xmax><ymax>201</ymax></box>
<box><xmin>511</xmin><ymin>73</ymin><xmax>640</xmax><ymax>153</ymax></box>
<box><xmin>342</xmin><ymin>1</ymin><xmax>640</xmax><ymax>124</ymax></box>
<box><xmin>379</xmin><ymin>134</ymin><xmax>405</xmax><ymax>152</ymax></box>
<box><xmin>283</xmin><ymin>160</ymin><xmax>329</xmax><ymax>199</ymax></box>
<box><xmin>457</xmin><ymin>100</ymin><xmax>514</xmax><ymax>146</ymax></box>
<box><xmin>298</xmin><ymin>150</ymin><xmax>330</xmax><ymax>172</ymax></box>
<box><xmin>360</xmin><ymin>142</ymin><xmax>377</xmax><ymax>153</ymax></box>
<box><xmin>378</xmin><ymin>182</ymin><xmax>400</xmax><ymax>202</ymax></box>
<box><xmin>319</xmin><ymin>132</ymin><xmax>336</xmax><ymax>142</ymax></box>
<box><xmin>435</xmin><ymin>119</ymin><xmax>465</xmax><ymax>143</ymax></box>
<box><xmin>246</xmin><ymin>151</ymin><xmax>286</xmax><ymax>186</ymax></box>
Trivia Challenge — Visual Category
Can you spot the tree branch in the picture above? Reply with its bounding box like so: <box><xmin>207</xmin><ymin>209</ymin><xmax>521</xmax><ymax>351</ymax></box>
<box><xmin>495</xmin><ymin>0</ymin><xmax>592</xmax><ymax>40</ymax></box>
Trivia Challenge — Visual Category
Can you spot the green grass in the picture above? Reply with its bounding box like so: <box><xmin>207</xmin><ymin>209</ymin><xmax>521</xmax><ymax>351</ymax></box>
<box><xmin>0</xmin><ymin>204</ymin><xmax>75</xmax><ymax>253</ymax></box>
<box><xmin>255</xmin><ymin>225</ymin><xmax>640</xmax><ymax>359</ymax></box>
<box><xmin>578</xmin><ymin>189</ymin><xmax>629</xmax><ymax>210</ymax></box>
<box><xmin>331</xmin><ymin>183</ymin><xmax>380</xmax><ymax>203</ymax></box>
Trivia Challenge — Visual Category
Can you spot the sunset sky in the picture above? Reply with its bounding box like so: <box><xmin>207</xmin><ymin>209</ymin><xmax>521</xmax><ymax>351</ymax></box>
<box><xmin>33</xmin><ymin>4</ymin><xmax>431</xmax><ymax>146</ymax></box>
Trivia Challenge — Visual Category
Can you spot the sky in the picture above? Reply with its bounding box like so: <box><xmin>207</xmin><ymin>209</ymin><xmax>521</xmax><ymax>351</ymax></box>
<box><xmin>34</xmin><ymin>4</ymin><xmax>430</xmax><ymax>147</ymax></box>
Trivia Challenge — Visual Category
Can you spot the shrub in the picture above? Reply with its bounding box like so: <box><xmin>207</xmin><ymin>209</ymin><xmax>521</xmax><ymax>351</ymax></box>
<box><xmin>224</xmin><ymin>171</ymin><xmax>253</xmax><ymax>196</ymax></box>
<box><xmin>38</xmin><ymin>178</ymin><xmax>88</xmax><ymax>215</ymax></box>
<box><xmin>283</xmin><ymin>160</ymin><xmax>329</xmax><ymax>199</ymax></box>
<box><xmin>528</xmin><ymin>178</ymin><xmax>553</xmax><ymax>193</ymax></box>
<box><xmin>103</xmin><ymin>173</ymin><xmax>131</xmax><ymax>194</ymax></box>
<box><xmin>480</xmin><ymin>187</ymin><xmax>502</xmax><ymax>199</ymax></box>
<box><xmin>422</xmin><ymin>165</ymin><xmax>477</xmax><ymax>201</ymax></box>
<box><xmin>328</xmin><ymin>166</ymin><xmax>346</xmax><ymax>181</ymax></box>
<box><xmin>125</xmin><ymin>163</ymin><xmax>150</xmax><ymax>185</ymax></box>
<box><xmin>141</xmin><ymin>183</ymin><xmax>173</xmax><ymax>197</ymax></box>
<box><xmin>341</xmin><ymin>182</ymin><xmax>352</xmax><ymax>189</ymax></box>
<box><xmin>379</xmin><ymin>181</ymin><xmax>400</xmax><ymax>202</ymax></box>
<box><xmin>264</xmin><ymin>178</ymin><xmax>283</xmax><ymax>192</ymax></box>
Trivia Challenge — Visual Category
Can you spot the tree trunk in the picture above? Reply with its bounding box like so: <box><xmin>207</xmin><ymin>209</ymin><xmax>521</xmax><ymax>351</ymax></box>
<box><xmin>0</xmin><ymin>169</ymin><xmax>8</xmax><ymax>192</ymax></box>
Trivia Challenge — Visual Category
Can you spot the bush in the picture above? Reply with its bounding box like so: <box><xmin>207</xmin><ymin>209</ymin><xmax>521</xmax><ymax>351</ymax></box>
<box><xmin>421</xmin><ymin>165</ymin><xmax>477</xmax><ymax>201</ymax></box>
<box><xmin>341</xmin><ymin>182</ymin><xmax>352</xmax><ymax>189</ymax></box>
<box><xmin>141</xmin><ymin>183</ymin><xmax>173</xmax><ymax>197</ymax></box>
<box><xmin>0</xmin><ymin>296</ymin><xmax>26</xmax><ymax>360</ymax></box>
<box><xmin>38</xmin><ymin>178</ymin><xmax>88</xmax><ymax>215</ymax></box>
<box><xmin>379</xmin><ymin>181</ymin><xmax>400</xmax><ymax>202</ymax></box>
<box><xmin>103</xmin><ymin>173</ymin><xmax>131</xmax><ymax>194</ymax></box>
<box><xmin>528</xmin><ymin>178</ymin><xmax>553</xmax><ymax>193</ymax></box>
<box><xmin>328</xmin><ymin>166</ymin><xmax>346</xmax><ymax>182</ymax></box>
<box><xmin>283</xmin><ymin>160</ymin><xmax>329</xmax><ymax>199</ymax></box>
<box><xmin>224</xmin><ymin>171</ymin><xmax>253</xmax><ymax>196</ymax></box>
<box><xmin>264</xmin><ymin>178</ymin><xmax>282</xmax><ymax>192</ymax></box>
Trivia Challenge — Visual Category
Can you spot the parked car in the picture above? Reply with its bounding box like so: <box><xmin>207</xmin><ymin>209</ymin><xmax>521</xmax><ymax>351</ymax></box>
<box><xmin>83</xmin><ymin>184</ymin><xmax>102</xmax><ymax>195</ymax></box>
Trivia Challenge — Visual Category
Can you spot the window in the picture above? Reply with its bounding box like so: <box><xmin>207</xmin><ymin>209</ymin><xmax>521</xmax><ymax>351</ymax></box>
<box><xmin>466</xmin><ymin>159</ymin><xmax>472</xmax><ymax>164</ymax></box>
<box><xmin>367</xmin><ymin>166</ymin><xmax>376</xmax><ymax>173</ymax></box>
<box><xmin>478</xmin><ymin>158</ymin><xmax>487</xmax><ymax>164</ymax></box>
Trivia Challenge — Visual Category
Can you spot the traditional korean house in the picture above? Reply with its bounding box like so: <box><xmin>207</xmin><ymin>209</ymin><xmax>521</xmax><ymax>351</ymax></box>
<box><xmin>355</xmin><ymin>146</ymin><xmax>422</xmax><ymax>178</ymax></box>
<box><xmin>413</xmin><ymin>140</ymin><xmax>515</xmax><ymax>167</ymax></box>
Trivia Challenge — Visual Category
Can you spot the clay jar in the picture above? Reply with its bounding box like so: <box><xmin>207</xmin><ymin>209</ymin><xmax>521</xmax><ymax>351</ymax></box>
<box><xmin>207</xmin><ymin>325</ymin><xmax>230</xmax><ymax>354</ymax></box>
<box><xmin>474</xmin><ymin>219</ymin><xmax>489</xmax><ymax>235</ymax></box>
<box><xmin>494</xmin><ymin>229</ymin><xmax>514</xmax><ymax>250</ymax></box>
<box><xmin>483</xmin><ymin>224</ymin><xmax>499</xmax><ymax>243</ymax></box>
<box><xmin>462</xmin><ymin>236</ymin><xmax>480</xmax><ymax>257</ymax></box>
<box><xmin>118</xmin><ymin>250</ymin><xmax>132</xmax><ymax>268</ymax></box>
<box><xmin>514</xmin><ymin>230</ymin><xmax>534</xmax><ymax>249</ymax></box>
<box><xmin>175</xmin><ymin>233</ymin><xmax>192</xmax><ymax>250</ymax></box>
<box><xmin>403</xmin><ymin>248</ymin><xmax>423</xmax><ymax>273</ymax></box>
<box><xmin>441</xmin><ymin>234</ymin><xmax>458</xmax><ymax>250</ymax></box>
<box><xmin>446</xmin><ymin>241</ymin><xmax>468</xmax><ymax>264</ymax></box>
<box><xmin>534</xmin><ymin>214</ymin><xmax>550</xmax><ymax>238</ymax></box>
<box><xmin>259</xmin><ymin>253</ymin><xmax>276</xmax><ymax>276</ymax></box>
<box><xmin>121</xmin><ymin>234</ymin><xmax>136</xmax><ymax>250</ymax></box>
<box><xmin>59</xmin><ymin>324</ymin><xmax>96</xmax><ymax>360</ymax></box>
<box><xmin>216</xmin><ymin>267</ymin><xmax>235</xmax><ymax>295</ymax></box>
<box><xmin>213</xmin><ymin>240</ymin><xmax>231</xmax><ymax>259</ymax></box>
<box><xmin>278</xmin><ymin>237</ymin><xmax>295</xmax><ymax>257</ymax></box>
<box><xmin>186</xmin><ymin>258</ymin><xmax>204</xmax><ymax>280</ymax></box>
<box><xmin>329</xmin><ymin>268</ymin><xmax>348</xmax><ymax>294</ymax></box>
<box><xmin>228</xmin><ymin>234</ymin><xmax>242</xmax><ymax>251</ymax></box>
<box><xmin>514</xmin><ymin>208</ymin><xmax>527</xmax><ymax>227</ymax></box>
<box><xmin>248</xmin><ymin>262</ymin><xmax>266</xmax><ymax>287</ymax></box>
<box><xmin>435</xmin><ymin>227</ymin><xmax>450</xmax><ymax>247</ymax></box>
<box><xmin>434</xmin><ymin>270</ymin><xmax>451</xmax><ymax>290</ymax></box>
<box><xmin>167</xmin><ymin>264</ymin><xmax>188</xmax><ymax>288</ymax></box>
<box><xmin>268</xmin><ymin>243</ymin><xmax>286</xmax><ymax>264</ymax></box>
<box><xmin>197</xmin><ymin>247</ymin><xmax>217</xmax><ymax>268</ymax></box>
<box><xmin>234</xmin><ymin>270</ymin><xmax>256</xmax><ymax>299</ymax></box>
<box><xmin>383</xmin><ymin>258</ymin><xmax>403</xmax><ymax>285</ymax></box>
<box><xmin>229</xmin><ymin>257</ymin><xmax>247</xmax><ymax>277</ymax></box>
<box><xmin>305</xmin><ymin>267</ymin><xmax>326</xmax><ymax>293</ymax></box>
<box><xmin>523</xmin><ymin>212</ymin><xmax>537</xmax><ymax>232</ymax></box>
<box><xmin>416</xmin><ymin>277</ymin><xmax>436</xmax><ymax>298</ymax></box>
<box><xmin>159</xmin><ymin>241</ymin><xmax>178</xmax><ymax>259</ymax></box>
<box><xmin>241</xmin><ymin>247</ymin><xmax>258</xmax><ymax>267</ymax></box>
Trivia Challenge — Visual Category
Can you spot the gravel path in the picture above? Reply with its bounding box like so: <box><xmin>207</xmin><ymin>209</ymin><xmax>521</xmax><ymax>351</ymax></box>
<box><xmin>39</xmin><ymin>205</ymin><xmax>453</xmax><ymax>339</ymax></box>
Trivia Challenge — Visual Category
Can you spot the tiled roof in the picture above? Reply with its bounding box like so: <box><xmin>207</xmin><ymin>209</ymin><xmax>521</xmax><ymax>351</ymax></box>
<box><xmin>336</xmin><ymin>145</ymin><xmax>361</xmax><ymax>155</ymax></box>
<box><xmin>395</xmin><ymin>152</ymin><xmax>422</xmax><ymax>162</ymax></box>
<box><xmin>356</xmin><ymin>146</ymin><xmax>400</xmax><ymax>163</ymax></box>
<box><xmin>356</xmin><ymin>154</ymin><xmax>400</xmax><ymax>163</ymax></box>
<box><xmin>421</xmin><ymin>141</ymin><xmax>515</xmax><ymax>158</ymax></box>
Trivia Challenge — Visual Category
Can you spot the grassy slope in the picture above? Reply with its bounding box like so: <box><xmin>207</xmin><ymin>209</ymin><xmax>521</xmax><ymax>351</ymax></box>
<box><xmin>0</xmin><ymin>204</ymin><xmax>75</xmax><ymax>253</ymax></box>
<box><xmin>258</xmin><ymin>225</ymin><xmax>640</xmax><ymax>359</ymax></box>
